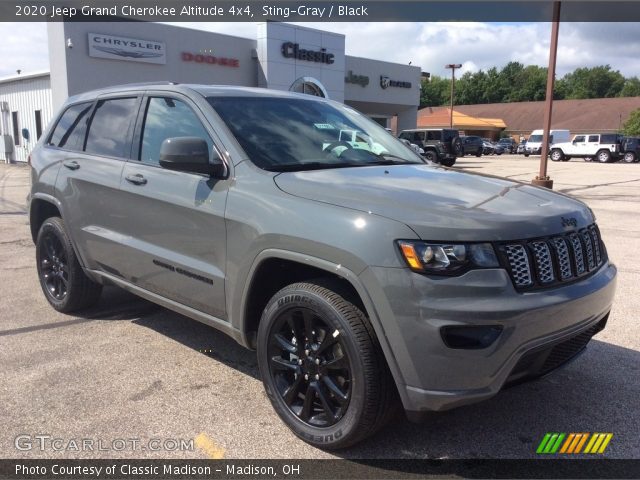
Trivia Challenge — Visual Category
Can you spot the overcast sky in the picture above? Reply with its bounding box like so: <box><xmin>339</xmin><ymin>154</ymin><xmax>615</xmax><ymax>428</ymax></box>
<box><xmin>1</xmin><ymin>22</ymin><xmax>640</xmax><ymax>79</ymax></box>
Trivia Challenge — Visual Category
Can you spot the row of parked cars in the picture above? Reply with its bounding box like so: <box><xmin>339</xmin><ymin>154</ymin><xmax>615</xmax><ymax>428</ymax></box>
<box><xmin>518</xmin><ymin>130</ymin><xmax>640</xmax><ymax>163</ymax></box>
<box><xmin>397</xmin><ymin>129</ymin><xmax>519</xmax><ymax>167</ymax></box>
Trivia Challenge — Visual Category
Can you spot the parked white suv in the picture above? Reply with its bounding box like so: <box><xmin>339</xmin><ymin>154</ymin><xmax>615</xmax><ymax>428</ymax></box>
<box><xmin>550</xmin><ymin>134</ymin><xmax>621</xmax><ymax>163</ymax></box>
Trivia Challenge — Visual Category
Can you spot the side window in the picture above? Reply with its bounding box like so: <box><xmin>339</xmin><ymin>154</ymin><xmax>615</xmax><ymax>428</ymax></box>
<box><xmin>426</xmin><ymin>131</ymin><xmax>438</xmax><ymax>141</ymax></box>
<box><xmin>573</xmin><ymin>135</ymin><xmax>585</xmax><ymax>143</ymax></box>
<box><xmin>588</xmin><ymin>135</ymin><xmax>599</xmax><ymax>143</ymax></box>
<box><xmin>85</xmin><ymin>97</ymin><xmax>138</xmax><ymax>158</ymax></box>
<box><xmin>140</xmin><ymin>97</ymin><xmax>213</xmax><ymax>166</ymax></box>
<box><xmin>398</xmin><ymin>132</ymin><xmax>412</xmax><ymax>142</ymax></box>
<box><xmin>47</xmin><ymin>102</ymin><xmax>92</xmax><ymax>150</ymax></box>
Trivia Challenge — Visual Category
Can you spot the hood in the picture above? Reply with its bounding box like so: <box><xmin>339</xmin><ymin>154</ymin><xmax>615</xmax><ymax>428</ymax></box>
<box><xmin>274</xmin><ymin>164</ymin><xmax>593</xmax><ymax>242</ymax></box>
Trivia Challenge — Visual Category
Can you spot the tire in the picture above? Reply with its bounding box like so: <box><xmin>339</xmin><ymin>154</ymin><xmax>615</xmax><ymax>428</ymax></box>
<box><xmin>597</xmin><ymin>150</ymin><xmax>612</xmax><ymax>163</ymax></box>
<box><xmin>441</xmin><ymin>158</ymin><xmax>456</xmax><ymax>167</ymax></box>
<box><xmin>423</xmin><ymin>150</ymin><xmax>438</xmax><ymax>163</ymax></box>
<box><xmin>475</xmin><ymin>151</ymin><xmax>482</xmax><ymax>157</ymax></box>
<box><xmin>584</xmin><ymin>156</ymin><xmax>593</xmax><ymax>162</ymax></box>
<box><xmin>257</xmin><ymin>280</ymin><xmax>396</xmax><ymax>449</ymax></box>
<box><xmin>36</xmin><ymin>217</ymin><xmax>102</xmax><ymax>312</ymax></box>
<box><xmin>524</xmin><ymin>153</ymin><xmax>529</xmax><ymax>157</ymax></box>
<box><xmin>623</xmin><ymin>152</ymin><xmax>637</xmax><ymax>163</ymax></box>
<box><xmin>451</xmin><ymin>137</ymin><xmax>463</xmax><ymax>157</ymax></box>
<box><xmin>550</xmin><ymin>149</ymin><xmax>564</xmax><ymax>162</ymax></box>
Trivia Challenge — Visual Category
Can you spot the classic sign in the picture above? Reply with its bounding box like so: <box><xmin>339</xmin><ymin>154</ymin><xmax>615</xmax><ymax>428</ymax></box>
<box><xmin>281</xmin><ymin>42</ymin><xmax>334</xmax><ymax>64</ymax></box>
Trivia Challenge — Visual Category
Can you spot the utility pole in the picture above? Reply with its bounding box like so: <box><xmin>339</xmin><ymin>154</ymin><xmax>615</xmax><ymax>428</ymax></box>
<box><xmin>533</xmin><ymin>1</ymin><xmax>561</xmax><ymax>189</ymax></box>
<box><xmin>445</xmin><ymin>63</ymin><xmax>462</xmax><ymax>129</ymax></box>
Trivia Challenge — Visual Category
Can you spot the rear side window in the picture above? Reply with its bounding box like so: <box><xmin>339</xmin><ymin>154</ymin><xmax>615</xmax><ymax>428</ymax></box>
<box><xmin>588</xmin><ymin>135</ymin><xmax>599</xmax><ymax>142</ymax></box>
<box><xmin>139</xmin><ymin>97</ymin><xmax>213</xmax><ymax>166</ymax></box>
<box><xmin>85</xmin><ymin>97</ymin><xmax>138</xmax><ymax>158</ymax></box>
<box><xmin>48</xmin><ymin>102</ymin><xmax>92</xmax><ymax>150</ymax></box>
<box><xmin>426</xmin><ymin>131</ymin><xmax>440</xmax><ymax>141</ymax></box>
<box><xmin>600</xmin><ymin>134</ymin><xmax>617</xmax><ymax>144</ymax></box>
<box><xmin>442</xmin><ymin>130</ymin><xmax>457</xmax><ymax>141</ymax></box>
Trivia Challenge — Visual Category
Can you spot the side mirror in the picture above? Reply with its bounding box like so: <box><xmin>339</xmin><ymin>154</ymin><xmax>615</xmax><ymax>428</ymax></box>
<box><xmin>159</xmin><ymin>137</ymin><xmax>226</xmax><ymax>177</ymax></box>
<box><xmin>21</xmin><ymin>128</ymin><xmax>30</xmax><ymax>141</ymax></box>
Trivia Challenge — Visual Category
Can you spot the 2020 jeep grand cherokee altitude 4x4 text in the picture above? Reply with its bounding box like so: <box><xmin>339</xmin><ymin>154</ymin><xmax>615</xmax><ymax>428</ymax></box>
<box><xmin>29</xmin><ymin>84</ymin><xmax>617</xmax><ymax>449</ymax></box>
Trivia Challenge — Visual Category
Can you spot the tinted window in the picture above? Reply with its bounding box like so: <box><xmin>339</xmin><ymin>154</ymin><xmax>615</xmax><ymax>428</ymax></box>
<box><xmin>600</xmin><ymin>134</ymin><xmax>618</xmax><ymax>144</ymax></box>
<box><xmin>140</xmin><ymin>97</ymin><xmax>213</xmax><ymax>166</ymax></box>
<box><xmin>426</xmin><ymin>131</ymin><xmax>440</xmax><ymax>141</ymax></box>
<box><xmin>85</xmin><ymin>97</ymin><xmax>138</xmax><ymax>158</ymax></box>
<box><xmin>48</xmin><ymin>103</ymin><xmax>92</xmax><ymax>150</ymax></box>
<box><xmin>588</xmin><ymin>135</ymin><xmax>599</xmax><ymax>142</ymax></box>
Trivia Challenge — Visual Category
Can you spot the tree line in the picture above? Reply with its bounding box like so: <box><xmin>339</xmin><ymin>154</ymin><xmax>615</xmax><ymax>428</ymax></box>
<box><xmin>421</xmin><ymin>62</ymin><xmax>640</xmax><ymax>107</ymax></box>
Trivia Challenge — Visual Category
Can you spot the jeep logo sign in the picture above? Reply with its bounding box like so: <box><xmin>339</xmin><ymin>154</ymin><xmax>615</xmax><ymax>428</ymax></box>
<box><xmin>380</xmin><ymin>75</ymin><xmax>412</xmax><ymax>89</ymax></box>
<box><xmin>88</xmin><ymin>33</ymin><xmax>166</xmax><ymax>64</ymax></box>
<box><xmin>345</xmin><ymin>71</ymin><xmax>369</xmax><ymax>87</ymax></box>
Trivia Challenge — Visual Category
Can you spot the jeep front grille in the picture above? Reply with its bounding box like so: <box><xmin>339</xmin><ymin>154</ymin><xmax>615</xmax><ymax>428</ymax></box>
<box><xmin>499</xmin><ymin>224</ymin><xmax>606</xmax><ymax>291</ymax></box>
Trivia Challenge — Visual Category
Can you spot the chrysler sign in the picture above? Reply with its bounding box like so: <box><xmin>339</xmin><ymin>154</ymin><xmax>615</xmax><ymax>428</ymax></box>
<box><xmin>88</xmin><ymin>33</ymin><xmax>166</xmax><ymax>65</ymax></box>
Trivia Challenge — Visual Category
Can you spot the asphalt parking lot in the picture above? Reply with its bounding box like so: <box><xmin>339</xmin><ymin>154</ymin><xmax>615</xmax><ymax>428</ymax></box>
<box><xmin>0</xmin><ymin>155</ymin><xmax>638</xmax><ymax>460</ymax></box>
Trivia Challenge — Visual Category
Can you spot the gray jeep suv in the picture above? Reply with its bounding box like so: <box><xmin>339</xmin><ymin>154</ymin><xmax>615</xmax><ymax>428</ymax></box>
<box><xmin>29</xmin><ymin>83</ymin><xmax>617</xmax><ymax>449</ymax></box>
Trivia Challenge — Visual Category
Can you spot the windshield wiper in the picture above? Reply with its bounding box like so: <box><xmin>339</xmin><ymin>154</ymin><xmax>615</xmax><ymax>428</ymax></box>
<box><xmin>367</xmin><ymin>154</ymin><xmax>423</xmax><ymax>165</ymax></box>
<box><xmin>264</xmin><ymin>162</ymin><xmax>373</xmax><ymax>172</ymax></box>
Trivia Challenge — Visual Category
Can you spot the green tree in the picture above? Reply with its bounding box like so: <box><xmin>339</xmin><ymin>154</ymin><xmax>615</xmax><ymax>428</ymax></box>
<box><xmin>559</xmin><ymin>65</ymin><xmax>625</xmax><ymax>99</ymax></box>
<box><xmin>455</xmin><ymin>71</ymin><xmax>487</xmax><ymax>105</ymax></box>
<box><xmin>622</xmin><ymin>109</ymin><xmax>640</xmax><ymax>136</ymax></box>
<box><xmin>619</xmin><ymin>77</ymin><xmax>640</xmax><ymax>97</ymax></box>
<box><xmin>420</xmin><ymin>75</ymin><xmax>449</xmax><ymax>107</ymax></box>
<box><xmin>513</xmin><ymin>65</ymin><xmax>548</xmax><ymax>102</ymax></box>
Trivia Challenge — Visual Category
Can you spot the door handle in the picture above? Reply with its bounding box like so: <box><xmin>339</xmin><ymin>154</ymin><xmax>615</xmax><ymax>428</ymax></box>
<box><xmin>125</xmin><ymin>173</ymin><xmax>147</xmax><ymax>186</ymax></box>
<box><xmin>63</xmin><ymin>160</ymin><xmax>80</xmax><ymax>170</ymax></box>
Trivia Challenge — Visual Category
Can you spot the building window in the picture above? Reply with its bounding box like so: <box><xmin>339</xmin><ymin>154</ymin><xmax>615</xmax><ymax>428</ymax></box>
<box><xmin>11</xmin><ymin>111</ymin><xmax>20</xmax><ymax>146</ymax></box>
<box><xmin>35</xmin><ymin>110</ymin><xmax>43</xmax><ymax>140</ymax></box>
<box><xmin>289</xmin><ymin>77</ymin><xmax>328</xmax><ymax>98</ymax></box>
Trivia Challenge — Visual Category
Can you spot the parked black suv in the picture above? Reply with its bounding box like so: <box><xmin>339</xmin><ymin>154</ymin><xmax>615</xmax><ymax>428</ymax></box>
<box><xmin>398</xmin><ymin>128</ymin><xmax>463</xmax><ymax>167</ymax></box>
<box><xmin>461</xmin><ymin>136</ymin><xmax>483</xmax><ymax>157</ymax></box>
<box><xmin>621</xmin><ymin>137</ymin><xmax>640</xmax><ymax>163</ymax></box>
<box><xmin>498</xmin><ymin>137</ymin><xmax>517</xmax><ymax>154</ymax></box>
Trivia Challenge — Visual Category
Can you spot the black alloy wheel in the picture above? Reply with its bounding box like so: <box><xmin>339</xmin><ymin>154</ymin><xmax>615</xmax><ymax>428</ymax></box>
<box><xmin>36</xmin><ymin>217</ymin><xmax>102</xmax><ymax>312</ymax></box>
<box><xmin>266</xmin><ymin>306</ymin><xmax>351</xmax><ymax>428</ymax></box>
<box><xmin>257</xmin><ymin>281</ymin><xmax>397</xmax><ymax>449</ymax></box>
<box><xmin>39</xmin><ymin>232</ymin><xmax>69</xmax><ymax>301</ymax></box>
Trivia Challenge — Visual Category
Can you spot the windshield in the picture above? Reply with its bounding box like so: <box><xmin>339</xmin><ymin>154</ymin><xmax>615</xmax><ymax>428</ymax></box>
<box><xmin>528</xmin><ymin>134</ymin><xmax>554</xmax><ymax>143</ymax></box>
<box><xmin>206</xmin><ymin>96</ymin><xmax>424</xmax><ymax>171</ymax></box>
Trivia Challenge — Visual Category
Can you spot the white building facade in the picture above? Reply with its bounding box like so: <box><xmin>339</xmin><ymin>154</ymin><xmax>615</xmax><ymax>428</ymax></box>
<box><xmin>1</xmin><ymin>22</ymin><xmax>422</xmax><ymax>162</ymax></box>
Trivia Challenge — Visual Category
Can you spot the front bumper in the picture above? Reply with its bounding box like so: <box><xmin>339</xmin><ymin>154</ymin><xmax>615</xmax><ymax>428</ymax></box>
<box><xmin>360</xmin><ymin>261</ymin><xmax>617</xmax><ymax>415</ymax></box>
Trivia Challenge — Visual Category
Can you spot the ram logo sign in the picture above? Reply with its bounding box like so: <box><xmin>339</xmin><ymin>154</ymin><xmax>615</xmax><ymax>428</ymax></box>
<box><xmin>88</xmin><ymin>33</ymin><xmax>166</xmax><ymax>64</ymax></box>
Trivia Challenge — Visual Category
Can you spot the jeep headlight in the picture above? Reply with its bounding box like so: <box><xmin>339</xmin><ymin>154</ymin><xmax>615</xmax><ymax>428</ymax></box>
<box><xmin>397</xmin><ymin>241</ymin><xmax>499</xmax><ymax>274</ymax></box>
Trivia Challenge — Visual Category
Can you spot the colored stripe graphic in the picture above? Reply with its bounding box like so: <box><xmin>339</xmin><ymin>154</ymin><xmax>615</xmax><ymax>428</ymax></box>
<box><xmin>537</xmin><ymin>433</ymin><xmax>613</xmax><ymax>454</ymax></box>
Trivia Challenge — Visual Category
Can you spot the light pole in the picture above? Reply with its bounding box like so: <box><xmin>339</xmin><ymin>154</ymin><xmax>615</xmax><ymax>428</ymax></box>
<box><xmin>445</xmin><ymin>63</ymin><xmax>462</xmax><ymax>129</ymax></box>
<box><xmin>533</xmin><ymin>1</ymin><xmax>561</xmax><ymax>189</ymax></box>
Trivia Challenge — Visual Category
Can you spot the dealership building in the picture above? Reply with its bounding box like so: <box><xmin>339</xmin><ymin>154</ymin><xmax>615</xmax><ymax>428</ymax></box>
<box><xmin>0</xmin><ymin>21</ymin><xmax>422</xmax><ymax>163</ymax></box>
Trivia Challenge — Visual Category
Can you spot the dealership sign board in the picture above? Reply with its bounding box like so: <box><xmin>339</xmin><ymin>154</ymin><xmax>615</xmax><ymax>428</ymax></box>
<box><xmin>88</xmin><ymin>33</ymin><xmax>166</xmax><ymax>64</ymax></box>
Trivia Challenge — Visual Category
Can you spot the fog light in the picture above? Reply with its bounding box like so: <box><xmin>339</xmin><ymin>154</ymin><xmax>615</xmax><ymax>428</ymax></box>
<box><xmin>440</xmin><ymin>325</ymin><xmax>503</xmax><ymax>349</ymax></box>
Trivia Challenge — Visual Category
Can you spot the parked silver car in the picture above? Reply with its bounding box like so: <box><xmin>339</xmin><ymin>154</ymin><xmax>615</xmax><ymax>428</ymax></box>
<box><xmin>28</xmin><ymin>83</ymin><xmax>616</xmax><ymax>449</ymax></box>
